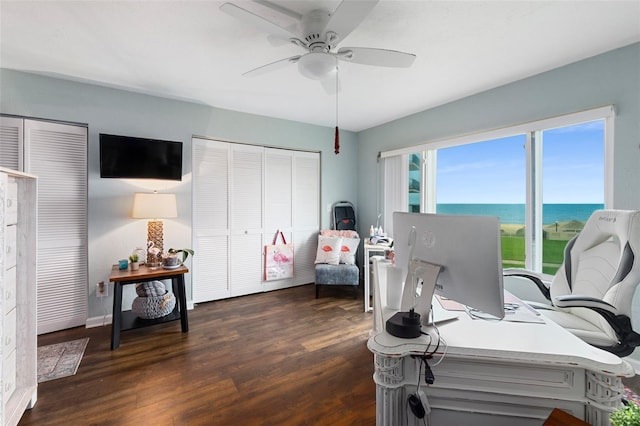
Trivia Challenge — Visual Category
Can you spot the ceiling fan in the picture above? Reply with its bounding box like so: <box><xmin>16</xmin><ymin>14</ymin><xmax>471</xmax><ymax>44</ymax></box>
<box><xmin>220</xmin><ymin>0</ymin><xmax>416</xmax><ymax>93</ymax></box>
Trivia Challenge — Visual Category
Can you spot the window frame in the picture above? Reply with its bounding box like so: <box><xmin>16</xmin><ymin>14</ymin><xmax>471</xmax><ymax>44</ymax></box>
<box><xmin>381</xmin><ymin>105</ymin><xmax>615</xmax><ymax>273</ymax></box>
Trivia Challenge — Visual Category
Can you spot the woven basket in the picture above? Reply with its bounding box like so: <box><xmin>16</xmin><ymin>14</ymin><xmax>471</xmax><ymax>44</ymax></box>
<box><xmin>132</xmin><ymin>291</ymin><xmax>176</xmax><ymax>319</ymax></box>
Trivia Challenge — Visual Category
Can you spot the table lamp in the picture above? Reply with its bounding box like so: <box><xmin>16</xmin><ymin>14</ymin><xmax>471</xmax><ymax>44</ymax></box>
<box><xmin>132</xmin><ymin>191</ymin><xmax>177</xmax><ymax>265</ymax></box>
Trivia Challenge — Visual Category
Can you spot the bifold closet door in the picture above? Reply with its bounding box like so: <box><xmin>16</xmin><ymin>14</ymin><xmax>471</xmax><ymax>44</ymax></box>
<box><xmin>192</xmin><ymin>139</ymin><xmax>264</xmax><ymax>300</ymax></box>
<box><xmin>293</xmin><ymin>151</ymin><xmax>320</xmax><ymax>285</ymax></box>
<box><xmin>0</xmin><ymin>116</ymin><xmax>23</xmax><ymax>170</ymax></box>
<box><xmin>192</xmin><ymin>138</ymin><xmax>319</xmax><ymax>302</ymax></box>
<box><xmin>264</xmin><ymin>148</ymin><xmax>293</xmax><ymax>291</ymax></box>
<box><xmin>1</xmin><ymin>117</ymin><xmax>87</xmax><ymax>333</ymax></box>
<box><xmin>192</xmin><ymin>138</ymin><xmax>230</xmax><ymax>302</ymax></box>
<box><xmin>24</xmin><ymin>120</ymin><xmax>88</xmax><ymax>333</ymax></box>
<box><xmin>229</xmin><ymin>144</ymin><xmax>264</xmax><ymax>297</ymax></box>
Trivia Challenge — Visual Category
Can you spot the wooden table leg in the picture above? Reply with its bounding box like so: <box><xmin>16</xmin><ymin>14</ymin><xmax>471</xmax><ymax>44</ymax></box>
<box><xmin>174</xmin><ymin>275</ymin><xmax>189</xmax><ymax>332</ymax></box>
<box><xmin>110</xmin><ymin>282</ymin><xmax>123</xmax><ymax>350</ymax></box>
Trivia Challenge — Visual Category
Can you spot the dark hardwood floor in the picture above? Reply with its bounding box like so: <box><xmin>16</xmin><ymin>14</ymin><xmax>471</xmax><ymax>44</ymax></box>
<box><xmin>20</xmin><ymin>284</ymin><xmax>376</xmax><ymax>426</ymax></box>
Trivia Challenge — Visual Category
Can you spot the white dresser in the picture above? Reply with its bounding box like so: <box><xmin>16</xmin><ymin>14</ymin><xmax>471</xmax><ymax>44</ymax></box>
<box><xmin>0</xmin><ymin>167</ymin><xmax>37</xmax><ymax>426</ymax></box>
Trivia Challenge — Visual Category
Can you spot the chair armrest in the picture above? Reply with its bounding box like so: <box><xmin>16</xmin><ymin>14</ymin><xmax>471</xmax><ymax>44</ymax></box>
<box><xmin>552</xmin><ymin>295</ymin><xmax>618</xmax><ymax>315</ymax></box>
<box><xmin>503</xmin><ymin>268</ymin><xmax>551</xmax><ymax>301</ymax></box>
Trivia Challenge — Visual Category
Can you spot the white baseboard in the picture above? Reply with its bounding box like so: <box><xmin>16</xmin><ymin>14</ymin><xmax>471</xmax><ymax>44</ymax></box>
<box><xmin>86</xmin><ymin>314</ymin><xmax>112</xmax><ymax>328</ymax></box>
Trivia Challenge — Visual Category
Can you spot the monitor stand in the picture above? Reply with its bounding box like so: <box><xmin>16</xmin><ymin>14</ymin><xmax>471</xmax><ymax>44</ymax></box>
<box><xmin>386</xmin><ymin>308</ymin><xmax>422</xmax><ymax>338</ymax></box>
<box><xmin>386</xmin><ymin>259</ymin><xmax>442</xmax><ymax>338</ymax></box>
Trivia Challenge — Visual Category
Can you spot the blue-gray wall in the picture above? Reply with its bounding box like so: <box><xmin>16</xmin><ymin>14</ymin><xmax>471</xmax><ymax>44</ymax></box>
<box><xmin>0</xmin><ymin>69</ymin><xmax>359</xmax><ymax>319</ymax></box>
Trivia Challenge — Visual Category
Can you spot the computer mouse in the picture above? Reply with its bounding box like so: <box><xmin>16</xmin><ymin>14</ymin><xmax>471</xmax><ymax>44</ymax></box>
<box><xmin>408</xmin><ymin>394</ymin><xmax>425</xmax><ymax>419</ymax></box>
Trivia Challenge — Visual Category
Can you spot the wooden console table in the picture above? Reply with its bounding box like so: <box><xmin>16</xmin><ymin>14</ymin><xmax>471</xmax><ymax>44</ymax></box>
<box><xmin>109</xmin><ymin>264</ymin><xmax>189</xmax><ymax>350</ymax></box>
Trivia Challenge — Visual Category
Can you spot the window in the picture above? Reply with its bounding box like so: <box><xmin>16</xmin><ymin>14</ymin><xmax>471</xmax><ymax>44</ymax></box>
<box><xmin>435</xmin><ymin>134</ymin><xmax>527</xmax><ymax>270</ymax></box>
<box><xmin>384</xmin><ymin>106</ymin><xmax>613</xmax><ymax>276</ymax></box>
<box><xmin>539</xmin><ymin>121</ymin><xmax>605</xmax><ymax>273</ymax></box>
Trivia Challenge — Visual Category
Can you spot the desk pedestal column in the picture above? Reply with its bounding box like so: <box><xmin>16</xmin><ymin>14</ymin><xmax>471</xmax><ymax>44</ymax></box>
<box><xmin>373</xmin><ymin>354</ymin><xmax>405</xmax><ymax>426</ymax></box>
<box><xmin>376</xmin><ymin>386</ymin><xmax>406</xmax><ymax>426</ymax></box>
<box><xmin>585</xmin><ymin>371</ymin><xmax>625</xmax><ymax>425</ymax></box>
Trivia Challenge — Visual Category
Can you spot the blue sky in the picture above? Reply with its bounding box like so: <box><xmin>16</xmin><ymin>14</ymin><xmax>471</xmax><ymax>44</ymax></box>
<box><xmin>434</xmin><ymin>120</ymin><xmax>605</xmax><ymax>204</ymax></box>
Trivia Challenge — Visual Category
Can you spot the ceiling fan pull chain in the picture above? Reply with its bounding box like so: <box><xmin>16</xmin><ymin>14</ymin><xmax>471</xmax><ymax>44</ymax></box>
<box><xmin>335</xmin><ymin>58</ymin><xmax>340</xmax><ymax>155</ymax></box>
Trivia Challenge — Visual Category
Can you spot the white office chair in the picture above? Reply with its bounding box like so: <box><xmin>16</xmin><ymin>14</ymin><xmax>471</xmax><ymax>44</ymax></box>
<box><xmin>504</xmin><ymin>209</ymin><xmax>640</xmax><ymax>357</ymax></box>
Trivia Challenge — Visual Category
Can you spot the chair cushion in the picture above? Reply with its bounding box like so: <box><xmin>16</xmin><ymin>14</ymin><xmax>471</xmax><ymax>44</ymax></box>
<box><xmin>315</xmin><ymin>264</ymin><xmax>359</xmax><ymax>286</ymax></box>
<box><xmin>541</xmin><ymin>309</ymin><xmax>618</xmax><ymax>347</ymax></box>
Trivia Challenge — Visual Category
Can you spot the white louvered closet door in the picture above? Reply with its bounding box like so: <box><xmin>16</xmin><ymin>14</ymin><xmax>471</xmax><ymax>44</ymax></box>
<box><xmin>0</xmin><ymin>116</ymin><xmax>23</xmax><ymax>170</ymax></box>
<box><xmin>293</xmin><ymin>151</ymin><xmax>320</xmax><ymax>285</ymax></box>
<box><xmin>192</xmin><ymin>138</ymin><xmax>230</xmax><ymax>303</ymax></box>
<box><xmin>264</xmin><ymin>148</ymin><xmax>293</xmax><ymax>291</ymax></box>
<box><xmin>229</xmin><ymin>144</ymin><xmax>264</xmax><ymax>297</ymax></box>
<box><xmin>24</xmin><ymin>120</ymin><xmax>88</xmax><ymax>334</ymax></box>
<box><xmin>192</xmin><ymin>138</ymin><xmax>319</xmax><ymax>302</ymax></box>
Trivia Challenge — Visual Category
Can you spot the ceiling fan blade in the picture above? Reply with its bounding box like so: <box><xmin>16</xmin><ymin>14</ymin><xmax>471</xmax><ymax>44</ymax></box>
<box><xmin>220</xmin><ymin>2</ymin><xmax>300</xmax><ymax>41</ymax></box>
<box><xmin>243</xmin><ymin>55</ymin><xmax>301</xmax><ymax>77</ymax></box>
<box><xmin>320</xmin><ymin>74</ymin><xmax>341</xmax><ymax>95</ymax></box>
<box><xmin>266</xmin><ymin>34</ymin><xmax>295</xmax><ymax>47</ymax></box>
<box><xmin>253</xmin><ymin>0</ymin><xmax>302</xmax><ymax>21</ymax></box>
<box><xmin>324</xmin><ymin>0</ymin><xmax>378</xmax><ymax>42</ymax></box>
<box><xmin>337</xmin><ymin>47</ymin><xmax>416</xmax><ymax>68</ymax></box>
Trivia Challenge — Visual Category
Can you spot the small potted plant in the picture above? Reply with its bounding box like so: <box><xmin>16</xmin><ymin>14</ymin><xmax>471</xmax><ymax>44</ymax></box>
<box><xmin>610</xmin><ymin>401</ymin><xmax>640</xmax><ymax>426</ymax></box>
<box><xmin>162</xmin><ymin>248</ymin><xmax>194</xmax><ymax>269</ymax></box>
<box><xmin>129</xmin><ymin>253</ymin><xmax>140</xmax><ymax>271</ymax></box>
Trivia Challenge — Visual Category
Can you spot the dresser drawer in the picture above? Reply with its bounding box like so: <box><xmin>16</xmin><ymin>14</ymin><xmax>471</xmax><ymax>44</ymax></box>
<box><xmin>5</xmin><ymin>177</ymin><xmax>18</xmax><ymax>226</ymax></box>
<box><xmin>4</xmin><ymin>266</ymin><xmax>17</xmax><ymax>313</ymax></box>
<box><xmin>3</xmin><ymin>307</ymin><xmax>17</xmax><ymax>355</ymax></box>
<box><xmin>3</xmin><ymin>348</ymin><xmax>16</xmax><ymax>400</ymax></box>
<box><xmin>5</xmin><ymin>224</ymin><xmax>17</xmax><ymax>269</ymax></box>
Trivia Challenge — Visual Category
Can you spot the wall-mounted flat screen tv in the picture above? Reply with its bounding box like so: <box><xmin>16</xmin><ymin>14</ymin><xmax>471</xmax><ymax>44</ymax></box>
<box><xmin>99</xmin><ymin>133</ymin><xmax>183</xmax><ymax>181</ymax></box>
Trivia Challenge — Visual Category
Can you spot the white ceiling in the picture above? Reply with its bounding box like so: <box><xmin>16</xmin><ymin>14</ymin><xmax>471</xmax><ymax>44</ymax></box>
<box><xmin>1</xmin><ymin>1</ymin><xmax>639</xmax><ymax>132</ymax></box>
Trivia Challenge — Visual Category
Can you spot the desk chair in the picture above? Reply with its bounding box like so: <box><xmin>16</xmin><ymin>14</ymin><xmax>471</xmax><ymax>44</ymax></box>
<box><xmin>504</xmin><ymin>209</ymin><xmax>640</xmax><ymax>357</ymax></box>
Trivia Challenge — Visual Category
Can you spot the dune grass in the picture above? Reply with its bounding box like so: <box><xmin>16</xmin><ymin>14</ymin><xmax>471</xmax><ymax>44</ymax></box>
<box><xmin>501</xmin><ymin>235</ymin><xmax>570</xmax><ymax>275</ymax></box>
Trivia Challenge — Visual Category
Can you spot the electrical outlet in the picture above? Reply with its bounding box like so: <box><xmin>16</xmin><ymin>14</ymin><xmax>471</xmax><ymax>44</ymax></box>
<box><xmin>96</xmin><ymin>281</ymin><xmax>108</xmax><ymax>298</ymax></box>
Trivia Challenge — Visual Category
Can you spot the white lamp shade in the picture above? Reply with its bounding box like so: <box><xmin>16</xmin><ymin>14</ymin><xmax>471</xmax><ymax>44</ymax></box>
<box><xmin>132</xmin><ymin>193</ymin><xmax>177</xmax><ymax>219</ymax></box>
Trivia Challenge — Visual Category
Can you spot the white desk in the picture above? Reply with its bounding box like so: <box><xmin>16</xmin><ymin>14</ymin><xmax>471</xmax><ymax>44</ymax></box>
<box><xmin>363</xmin><ymin>243</ymin><xmax>391</xmax><ymax>312</ymax></box>
<box><xmin>368</xmin><ymin>259</ymin><xmax>634</xmax><ymax>426</ymax></box>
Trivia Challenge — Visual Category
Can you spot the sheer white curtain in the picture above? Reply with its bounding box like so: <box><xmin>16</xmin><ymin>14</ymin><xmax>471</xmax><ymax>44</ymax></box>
<box><xmin>383</xmin><ymin>154</ymin><xmax>408</xmax><ymax>238</ymax></box>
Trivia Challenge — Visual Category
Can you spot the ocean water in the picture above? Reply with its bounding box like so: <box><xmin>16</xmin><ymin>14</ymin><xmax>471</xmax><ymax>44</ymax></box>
<box><xmin>436</xmin><ymin>204</ymin><xmax>604</xmax><ymax>225</ymax></box>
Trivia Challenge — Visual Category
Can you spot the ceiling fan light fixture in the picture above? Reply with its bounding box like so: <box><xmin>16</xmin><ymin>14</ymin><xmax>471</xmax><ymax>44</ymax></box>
<box><xmin>297</xmin><ymin>52</ymin><xmax>337</xmax><ymax>80</ymax></box>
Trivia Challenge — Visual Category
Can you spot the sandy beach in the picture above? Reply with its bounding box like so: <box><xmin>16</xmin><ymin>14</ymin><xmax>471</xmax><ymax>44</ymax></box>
<box><xmin>500</xmin><ymin>224</ymin><xmax>523</xmax><ymax>235</ymax></box>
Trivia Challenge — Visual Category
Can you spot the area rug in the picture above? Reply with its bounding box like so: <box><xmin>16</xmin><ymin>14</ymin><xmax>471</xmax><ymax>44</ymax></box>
<box><xmin>37</xmin><ymin>338</ymin><xmax>89</xmax><ymax>383</ymax></box>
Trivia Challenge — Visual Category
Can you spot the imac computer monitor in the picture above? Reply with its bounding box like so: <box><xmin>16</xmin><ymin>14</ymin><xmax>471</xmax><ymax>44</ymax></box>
<box><xmin>393</xmin><ymin>212</ymin><xmax>505</xmax><ymax>320</ymax></box>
